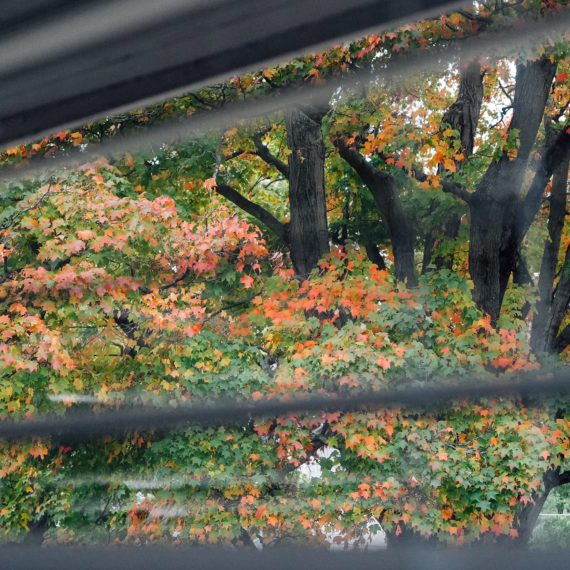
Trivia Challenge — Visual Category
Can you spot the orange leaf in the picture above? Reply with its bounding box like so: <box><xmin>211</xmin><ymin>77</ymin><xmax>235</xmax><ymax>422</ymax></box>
<box><xmin>29</xmin><ymin>443</ymin><xmax>49</xmax><ymax>460</ymax></box>
<box><xmin>376</xmin><ymin>355</ymin><xmax>391</xmax><ymax>370</ymax></box>
<box><xmin>240</xmin><ymin>275</ymin><xmax>254</xmax><ymax>289</ymax></box>
<box><xmin>203</xmin><ymin>177</ymin><xmax>217</xmax><ymax>191</ymax></box>
<box><xmin>255</xmin><ymin>504</ymin><xmax>267</xmax><ymax>519</ymax></box>
<box><xmin>441</xmin><ymin>507</ymin><xmax>453</xmax><ymax>521</ymax></box>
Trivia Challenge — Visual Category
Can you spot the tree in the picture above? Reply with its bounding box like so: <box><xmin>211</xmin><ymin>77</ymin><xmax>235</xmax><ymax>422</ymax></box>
<box><xmin>0</xmin><ymin>1</ymin><xmax>569</xmax><ymax>550</ymax></box>
<box><xmin>215</xmin><ymin>106</ymin><xmax>329</xmax><ymax>277</ymax></box>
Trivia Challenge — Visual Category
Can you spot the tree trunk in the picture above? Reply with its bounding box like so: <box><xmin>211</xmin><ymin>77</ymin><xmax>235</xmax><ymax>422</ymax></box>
<box><xmin>336</xmin><ymin>140</ymin><xmax>417</xmax><ymax>285</ymax></box>
<box><xmin>422</xmin><ymin>61</ymin><xmax>482</xmax><ymax>272</ymax></box>
<box><xmin>531</xmin><ymin>154</ymin><xmax>569</xmax><ymax>353</ymax></box>
<box><xmin>216</xmin><ymin>108</ymin><xmax>330</xmax><ymax>277</ymax></box>
<box><xmin>285</xmin><ymin>108</ymin><xmax>330</xmax><ymax>277</ymax></box>
<box><xmin>545</xmin><ymin>245</ymin><xmax>570</xmax><ymax>354</ymax></box>
<box><xmin>422</xmin><ymin>213</ymin><xmax>462</xmax><ymax>273</ymax></box>
<box><xmin>467</xmin><ymin>55</ymin><xmax>557</xmax><ymax>323</ymax></box>
<box><xmin>513</xmin><ymin>469</ymin><xmax>570</xmax><ymax>544</ymax></box>
<box><xmin>442</xmin><ymin>60</ymin><xmax>484</xmax><ymax>158</ymax></box>
<box><xmin>364</xmin><ymin>241</ymin><xmax>386</xmax><ymax>270</ymax></box>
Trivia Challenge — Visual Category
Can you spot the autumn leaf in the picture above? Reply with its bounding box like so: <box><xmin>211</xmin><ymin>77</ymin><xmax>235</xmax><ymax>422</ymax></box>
<box><xmin>255</xmin><ymin>504</ymin><xmax>267</xmax><ymax>519</ymax></box>
<box><xmin>240</xmin><ymin>274</ymin><xmax>254</xmax><ymax>289</ymax></box>
<box><xmin>203</xmin><ymin>177</ymin><xmax>217</xmax><ymax>191</ymax></box>
<box><xmin>29</xmin><ymin>443</ymin><xmax>49</xmax><ymax>460</ymax></box>
<box><xmin>441</xmin><ymin>507</ymin><xmax>453</xmax><ymax>521</ymax></box>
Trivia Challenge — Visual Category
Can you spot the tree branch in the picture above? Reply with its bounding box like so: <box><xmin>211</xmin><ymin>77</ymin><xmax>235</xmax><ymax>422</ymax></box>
<box><xmin>215</xmin><ymin>183</ymin><xmax>288</xmax><ymax>243</ymax></box>
<box><xmin>160</xmin><ymin>269</ymin><xmax>190</xmax><ymax>291</ymax></box>
<box><xmin>442</xmin><ymin>180</ymin><xmax>473</xmax><ymax>204</ymax></box>
<box><xmin>222</xmin><ymin>149</ymin><xmax>248</xmax><ymax>162</ymax></box>
<box><xmin>335</xmin><ymin>138</ymin><xmax>390</xmax><ymax>188</ymax></box>
<box><xmin>252</xmin><ymin>133</ymin><xmax>290</xmax><ymax>178</ymax></box>
<box><xmin>521</xmin><ymin>128</ymin><xmax>570</xmax><ymax>240</ymax></box>
<box><xmin>335</xmin><ymin>138</ymin><xmax>417</xmax><ymax>285</ymax></box>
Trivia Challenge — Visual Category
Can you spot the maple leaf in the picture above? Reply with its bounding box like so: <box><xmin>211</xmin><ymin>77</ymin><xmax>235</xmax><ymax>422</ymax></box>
<box><xmin>66</xmin><ymin>239</ymin><xmax>86</xmax><ymax>255</ymax></box>
<box><xmin>376</xmin><ymin>355</ymin><xmax>391</xmax><ymax>370</ymax></box>
<box><xmin>76</xmin><ymin>230</ymin><xmax>96</xmax><ymax>241</ymax></box>
<box><xmin>443</xmin><ymin>158</ymin><xmax>457</xmax><ymax>173</ymax></box>
<box><xmin>203</xmin><ymin>177</ymin><xmax>217</xmax><ymax>191</ymax></box>
<box><xmin>255</xmin><ymin>504</ymin><xmax>267</xmax><ymax>519</ymax></box>
<box><xmin>441</xmin><ymin>507</ymin><xmax>453</xmax><ymax>521</ymax></box>
<box><xmin>267</xmin><ymin>515</ymin><xmax>280</xmax><ymax>526</ymax></box>
<box><xmin>29</xmin><ymin>443</ymin><xmax>49</xmax><ymax>459</ymax></box>
<box><xmin>240</xmin><ymin>274</ymin><xmax>254</xmax><ymax>289</ymax></box>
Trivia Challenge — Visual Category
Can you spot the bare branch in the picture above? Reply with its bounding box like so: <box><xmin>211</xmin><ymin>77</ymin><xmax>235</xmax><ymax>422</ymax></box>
<box><xmin>215</xmin><ymin>183</ymin><xmax>288</xmax><ymax>243</ymax></box>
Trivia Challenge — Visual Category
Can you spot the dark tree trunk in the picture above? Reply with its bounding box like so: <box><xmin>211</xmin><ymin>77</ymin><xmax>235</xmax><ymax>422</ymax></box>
<box><xmin>442</xmin><ymin>60</ymin><xmax>484</xmax><ymax>158</ymax></box>
<box><xmin>422</xmin><ymin>61</ymin><xmax>482</xmax><ymax>272</ymax></box>
<box><xmin>215</xmin><ymin>107</ymin><xmax>330</xmax><ymax>277</ymax></box>
<box><xmin>467</xmin><ymin>55</ymin><xmax>557</xmax><ymax>323</ymax></box>
<box><xmin>513</xmin><ymin>469</ymin><xmax>570</xmax><ymax>544</ymax></box>
<box><xmin>531</xmin><ymin>154</ymin><xmax>569</xmax><ymax>353</ymax></box>
<box><xmin>285</xmin><ymin>108</ymin><xmax>330</xmax><ymax>277</ymax></box>
<box><xmin>364</xmin><ymin>241</ymin><xmax>386</xmax><ymax>270</ymax></box>
<box><xmin>513</xmin><ymin>251</ymin><xmax>533</xmax><ymax>287</ymax></box>
<box><xmin>545</xmin><ymin>245</ymin><xmax>570</xmax><ymax>354</ymax></box>
<box><xmin>336</xmin><ymin>140</ymin><xmax>417</xmax><ymax>286</ymax></box>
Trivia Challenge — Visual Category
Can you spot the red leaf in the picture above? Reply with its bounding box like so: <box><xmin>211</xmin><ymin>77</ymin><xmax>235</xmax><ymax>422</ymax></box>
<box><xmin>240</xmin><ymin>274</ymin><xmax>254</xmax><ymax>289</ymax></box>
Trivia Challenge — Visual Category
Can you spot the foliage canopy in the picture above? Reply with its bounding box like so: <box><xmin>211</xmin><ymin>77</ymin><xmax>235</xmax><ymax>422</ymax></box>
<box><xmin>0</xmin><ymin>0</ymin><xmax>569</xmax><ymax>549</ymax></box>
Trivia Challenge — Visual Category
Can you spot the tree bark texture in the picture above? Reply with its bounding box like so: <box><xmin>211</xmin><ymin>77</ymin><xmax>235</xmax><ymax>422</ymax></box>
<box><xmin>337</xmin><ymin>140</ymin><xmax>417</xmax><ymax>285</ymax></box>
<box><xmin>216</xmin><ymin>107</ymin><xmax>330</xmax><ymax>277</ymax></box>
<box><xmin>422</xmin><ymin>60</ymin><xmax>483</xmax><ymax>272</ymax></box>
<box><xmin>285</xmin><ymin>108</ymin><xmax>330</xmax><ymax>277</ymax></box>
<box><xmin>467</xmin><ymin>56</ymin><xmax>557</xmax><ymax>323</ymax></box>
<box><xmin>531</xmin><ymin>154</ymin><xmax>569</xmax><ymax>353</ymax></box>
